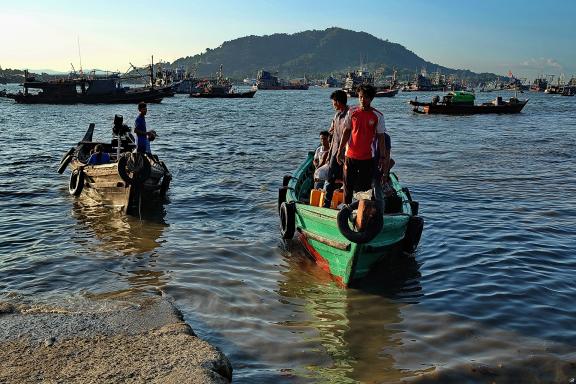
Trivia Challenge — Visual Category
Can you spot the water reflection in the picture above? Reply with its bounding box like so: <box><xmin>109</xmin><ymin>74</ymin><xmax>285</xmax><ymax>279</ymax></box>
<box><xmin>71</xmin><ymin>199</ymin><xmax>169</xmax><ymax>299</ymax></box>
<box><xmin>277</xmin><ymin>244</ymin><xmax>425</xmax><ymax>383</ymax></box>
<box><xmin>71</xmin><ymin>198</ymin><xmax>168</xmax><ymax>255</ymax></box>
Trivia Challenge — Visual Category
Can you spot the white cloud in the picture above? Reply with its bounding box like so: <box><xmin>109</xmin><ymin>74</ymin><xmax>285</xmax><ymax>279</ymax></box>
<box><xmin>520</xmin><ymin>57</ymin><xmax>563</xmax><ymax>71</ymax></box>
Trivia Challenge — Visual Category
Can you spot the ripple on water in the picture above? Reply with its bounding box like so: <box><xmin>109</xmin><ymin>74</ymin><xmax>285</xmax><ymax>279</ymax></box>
<box><xmin>1</xmin><ymin>90</ymin><xmax>576</xmax><ymax>382</ymax></box>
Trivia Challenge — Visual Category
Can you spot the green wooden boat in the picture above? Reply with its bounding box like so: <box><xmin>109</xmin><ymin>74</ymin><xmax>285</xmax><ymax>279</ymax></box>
<box><xmin>278</xmin><ymin>152</ymin><xmax>423</xmax><ymax>287</ymax></box>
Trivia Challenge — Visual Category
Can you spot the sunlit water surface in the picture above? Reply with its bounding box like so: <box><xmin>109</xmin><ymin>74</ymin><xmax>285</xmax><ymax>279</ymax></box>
<box><xmin>1</xmin><ymin>85</ymin><xmax>575</xmax><ymax>383</ymax></box>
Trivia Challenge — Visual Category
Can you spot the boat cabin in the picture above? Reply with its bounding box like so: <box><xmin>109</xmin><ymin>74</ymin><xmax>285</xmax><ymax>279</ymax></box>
<box><xmin>441</xmin><ymin>91</ymin><xmax>475</xmax><ymax>105</ymax></box>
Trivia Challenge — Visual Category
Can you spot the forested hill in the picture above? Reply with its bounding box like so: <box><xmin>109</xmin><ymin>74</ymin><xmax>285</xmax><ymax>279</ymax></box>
<box><xmin>171</xmin><ymin>27</ymin><xmax>494</xmax><ymax>81</ymax></box>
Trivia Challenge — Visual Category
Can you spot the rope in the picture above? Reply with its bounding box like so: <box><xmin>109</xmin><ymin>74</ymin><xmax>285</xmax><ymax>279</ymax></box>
<box><xmin>138</xmin><ymin>189</ymin><xmax>142</xmax><ymax>220</ymax></box>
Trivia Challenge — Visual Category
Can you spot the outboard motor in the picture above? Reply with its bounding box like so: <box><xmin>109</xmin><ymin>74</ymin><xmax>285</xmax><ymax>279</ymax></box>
<box><xmin>112</xmin><ymin>114</ymin><xmax>135</xmax><ymax>155</ymax></box>
<box><xmin>113</xmin><ymin>114</ymin><xmax>130</xmax><ymax>136</ymax></box>
<box><xmin>113</xmin><ymin>114</ymin><xmax>123</xmax><ymax>133</ymax></box>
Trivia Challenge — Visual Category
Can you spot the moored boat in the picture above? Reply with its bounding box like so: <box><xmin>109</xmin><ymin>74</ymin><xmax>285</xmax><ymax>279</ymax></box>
<box><xmin>57</xmin><ymin>115</ymin><xmax>171</xmax><ymax>215</ymax></box>
<box><xmin>6</xmin><ymin>72</ymin><xmax>164</xmax><ymax>104</ymax></box>
<box><xmin>256</xmin><ymin>70</ymin><xmax>309</xmax><ymax>90</ymax></box>
<box><xmin>6</xmin><ymin>71</ymin><xmax>164</xmax><ymax>104</ymax></box>
<box><xmin>278</xmin><ymin>152</ymin><xmax>423</xmax><ymax>287</ymax></box>
<box><xmin>375</xmin><ymin>88</ymin><xmax>399</xmax><ymax>98</ymax></box>
<box><xmin>409</xmin><ymin>91</ymin><xmax>528</xmax><ymax>115</ymax></box>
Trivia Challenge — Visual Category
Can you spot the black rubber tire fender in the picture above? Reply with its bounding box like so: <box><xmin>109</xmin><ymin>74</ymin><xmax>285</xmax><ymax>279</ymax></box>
<box><xmin>402</xmin><ymin>216</ymin><xmax>424</xmax><ymax>253</ymax></box>
<box><xmin>337</xmin><ymin>200</ymin><xmax>383</xmax><ymax>244</ymax></box>
<box><xmin>282</xmin><ymin>175</ymin><xmax>293</xmax><ymax>187</ymax></box>
<box><xmin>409</xmin><ymin>200</ymin><xmax>419</xmax><ymax>216</ymax></box>
<box><xmin>278</xmin><ymin>186</ymin><xmax>290</xmax><ymax>212</ymax></box>
<box><xmin>159</xmin><ymin>161</ymin><xmax>171</xmax><ymax>197</ymax></box>
<box><xmin>68</xmin><ymin>168</ymin><xmax>84</xmax><ymax>196</ymax></box>
<box><xmin>57</xmin><ymin>147</ymin><xmax>75</xmax><ymax>174</ymax></box>
<box><xmin>117</xmin><ymin>153</ymin><xmax>151</xmax><ymax>185</ymax></box>
<box><xmin>279</xmin><ymin>201</ymin><xmax>296</xmax><ymax>239</ymax></box>
<box><xmin>401</xmin><ymin>186</ymin><xmax>412</xmax><ymax>202</ymax></box>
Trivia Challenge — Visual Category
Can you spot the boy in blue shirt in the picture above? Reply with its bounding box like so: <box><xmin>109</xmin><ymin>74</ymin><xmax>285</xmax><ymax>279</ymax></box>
<box><xmin>134</xmin><ymin>102</ymin><xmax>153</xmax><ymax>154</ymax></box>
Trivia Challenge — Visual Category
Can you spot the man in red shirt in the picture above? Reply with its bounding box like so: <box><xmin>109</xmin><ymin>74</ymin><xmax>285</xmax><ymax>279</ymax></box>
<box><xmin>337</xmin><ymin>84</ymin><xmax>390</xmax><ymax>204</ymax></box>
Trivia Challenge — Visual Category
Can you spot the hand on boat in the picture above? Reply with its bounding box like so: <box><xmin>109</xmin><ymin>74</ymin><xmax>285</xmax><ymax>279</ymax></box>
<box><xmin>378</xmin><ymin>157</ymin><xmax>388</xmax><ymax>172</ymax></box>
<box><xmin>336</xmin><ymin>152</ymin><xmax>345</xmax><ymax>165</ymax></box>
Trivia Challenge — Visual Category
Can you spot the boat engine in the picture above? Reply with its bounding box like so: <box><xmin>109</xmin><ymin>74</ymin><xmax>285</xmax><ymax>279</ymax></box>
<box><xmin>112</xmin><ymin>114</ymin><xmax>135</xmax><ymax>152</ymax></box>
<box><xmin>113</xmin><ymin>114</ymin><xmax>131</xmax><ymax>136</ymax></box>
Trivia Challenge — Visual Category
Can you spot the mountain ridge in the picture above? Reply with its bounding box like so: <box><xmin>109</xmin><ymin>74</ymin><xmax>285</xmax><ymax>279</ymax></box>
<box><xmin>170</xmin><ymin>27</ymin><xmax>497</xmax><ymax>81</ymax></box>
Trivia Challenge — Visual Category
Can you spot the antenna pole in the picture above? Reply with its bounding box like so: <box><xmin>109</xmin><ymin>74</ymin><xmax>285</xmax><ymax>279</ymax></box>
<box><xmin>77</xmin><ymin>36</ymin><xmax>83</xmax><ymax>75</ymax></box>
<box><xmin>150</xmin><ymin>55</ymin><xmax>154</xmax><ymax>87</ymax></box>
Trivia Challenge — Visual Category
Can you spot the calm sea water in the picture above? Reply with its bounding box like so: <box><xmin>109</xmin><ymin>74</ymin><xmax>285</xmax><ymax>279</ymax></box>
<box><xmin>1</xmin><ymin>85</ymin><xmax>575</xmax><ymax>383</ymax></box>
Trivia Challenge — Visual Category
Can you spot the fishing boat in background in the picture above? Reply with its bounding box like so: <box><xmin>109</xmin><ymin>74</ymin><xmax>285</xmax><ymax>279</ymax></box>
<box><xmin>402</xmin><ymin>70</ymin><xmax>445</xmax><ymax>92</ymax></box>
<box><xmin>5</xmin><ymin>70</ymin><xmax>165</xmax><ymax>104</ymax></box>
<box><xmin>342</xmin><ymin>67</ymin><xmax>374</xmax><ymax>96</ymax></box>
<box><xmin>57</xmin><ymin>115</ymin><xmax>171</xmax><ymax>215</ymax></box>
<box><xmin>278</xmin><ymin>152</ymin><xmax>423</xmax><ymax>288</ymax></box>
<box><xmin>190</xmin><ymin>65</ymin><xmax>257</xmax><ymax>98</ymax></box>
<box><xmin>530</xmin><ymin>77</ymin><xmax>548</xmax><ymax>92</ymax></box>
<box><xmin>256</xmin><ymin>70</ymin><xmax>309</xmax><ymax>90</ymax></box>
<box><xmin>374</xmin><ymin>88</ymin><xmax>399</xmax><ymax>97</ymax></box>
<box><xmin>343</xmin><ymin>67</ymin><xmax>398</xmax><ymax>97</ymax></box>
<box><xmin>409</xmin><ymin>91</ymin><xmax>528</xmax><ymax>115</ymax></box>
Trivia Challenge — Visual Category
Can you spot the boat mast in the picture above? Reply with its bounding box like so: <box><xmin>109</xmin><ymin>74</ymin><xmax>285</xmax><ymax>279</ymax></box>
<box><xmin>77</xmin><ymin>36</ymin><xmax>83</xmax><ymax>77</ymax></box>
<box><xmin>150</xmin><ymin>55</ymin><xmax>155</xmax><ymax>88</ymax></box>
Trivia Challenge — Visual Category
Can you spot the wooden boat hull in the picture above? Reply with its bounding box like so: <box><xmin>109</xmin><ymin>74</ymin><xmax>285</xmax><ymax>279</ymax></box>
<box><xmin>71</xmin><ymin>158</ymin><xmax>167</xmax><ymax>214</ymax></box>
<box><xmin>8</xmin><ymin>90</ymin><xmax>164</xmax><ymax>104</ymax></box>
<box><xmin>375</xmin><ymin>89</ymin><xmax>399</xmax><ymax>97</ymax></box>
<box><xmin>189</xmin><ymin>90</ymin><xmax>256</xmax><ymax>98</ymax></box>
<box><xmin>280</xmin><ymin>153</ymin><xmax>422</xmax><ymax>287</ymax></box>
<box><xmin>409</xmin><ymin>99</ymin><xmax>528</xmax><ymax>114</ymax></box>
<box><xmin>61</xmin><ymin>123</ymin><xmax>170</xmax><ymax>215</ymax></box>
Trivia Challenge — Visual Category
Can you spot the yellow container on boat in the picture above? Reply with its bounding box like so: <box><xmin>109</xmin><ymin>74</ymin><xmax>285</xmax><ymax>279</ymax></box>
<box><xmin>331</xmin><ymin>189</ymin><xmax>344</xmax><ymax>209</ymax></box>
<box><xmin>309</xmin><ymin>189</ymin><xmax>323</xmax><ymax>206</ymax></box>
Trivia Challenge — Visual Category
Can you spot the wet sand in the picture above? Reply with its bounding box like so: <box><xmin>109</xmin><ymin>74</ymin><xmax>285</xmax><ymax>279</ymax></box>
<box><xmin>0</xmin><ymin>298</ymin><xmax>232</xmax><ymax>383</ymax></box>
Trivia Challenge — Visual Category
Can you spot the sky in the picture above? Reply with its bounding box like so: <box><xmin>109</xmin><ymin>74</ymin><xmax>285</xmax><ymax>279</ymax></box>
<box><xmin>1</xmin><ymin>0</ymin><xmax>575</xmax><ymax>80</ymax></box>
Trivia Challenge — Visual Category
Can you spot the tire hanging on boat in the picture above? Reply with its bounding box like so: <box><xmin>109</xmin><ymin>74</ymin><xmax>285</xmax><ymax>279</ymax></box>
<box><xmin>401</xmin><ymin>187</ymin><xmax>412</xmax><ymax>202</ymax></box>
<box><xmin>117</xmin><ymin>153</ymin><xmax>151</xmax><ymax>185</ymax></box>
<box><xmin>337</xmin><ymin>200</ymin><xmax>383</xmax><ymax>244</ymax></box>
<box><xmin>279</xmin><ymin>201</ymin><xmax>296</xmax><ymax>239</ymax></box>
<box><xmin>401</xmin><ymin>186</ymin><xmax>419</xmax><ymax>215</ymax></box>
<box><xmin>282</xmin><ymin>175</ymin><xmax>292</xmax><ymax>187</ymax></box>
<box><xmin>278</xmin><ymin>186</ymin><xmax>290</xmax><ymax>212</ymax></box>
<box><xmin>57</xmin><ymin>147</ymin><xmax>75</xmax><ymax>174</ymax></box>
<box><xmin>402</xmin><ymin>216</ymin><xmax>424</xmax><ymax>253</ymax></box>
<box><xmin>68</xmin><ymin>168</ymin><xmax>84</xmax><ymax>196</ymax></box>
<box><xmin>159</xmin><ymin>161</ymin><xmax>172</xmax><ymax>197</ymax></box>
<box><xmin>409</xmin><ymin>200</ymin><xmax>419</xmax><ymax>216</ymax></box>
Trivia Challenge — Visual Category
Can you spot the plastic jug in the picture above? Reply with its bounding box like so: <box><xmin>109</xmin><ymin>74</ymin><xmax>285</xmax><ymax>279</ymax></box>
<box><xmin>309</xmin><ymin>189</ymin><xmax>323</xmax><ymax>206</ymax></box>
<box><xmin>331</xmin><ymin>189</ymin><xmax>344</xmax><ymax>209</ymax></box>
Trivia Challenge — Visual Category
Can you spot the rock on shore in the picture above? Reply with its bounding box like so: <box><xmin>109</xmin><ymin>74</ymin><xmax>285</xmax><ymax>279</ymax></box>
<box><xmin>0</xmin><ymin>298</ymin><xmax>232</xmax><ymax>383</ymax></box>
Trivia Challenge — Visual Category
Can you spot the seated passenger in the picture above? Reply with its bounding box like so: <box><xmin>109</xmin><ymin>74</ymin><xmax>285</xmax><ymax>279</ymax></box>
<box><xmin>313</xmin><ymin>130</ymin><xmax>330</xmax><ymax>189</ymax></box>
<box><xmin>87</xmin><ymin>144</ymin><xmax>111</xmax><ymax>165</ymax></box>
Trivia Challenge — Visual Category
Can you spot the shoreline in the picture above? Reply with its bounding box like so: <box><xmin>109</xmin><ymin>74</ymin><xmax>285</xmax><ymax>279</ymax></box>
<box><xmin>0</xmin><ymin>297</ymin><xmax>232</xmax><ymax>383</ymax></box>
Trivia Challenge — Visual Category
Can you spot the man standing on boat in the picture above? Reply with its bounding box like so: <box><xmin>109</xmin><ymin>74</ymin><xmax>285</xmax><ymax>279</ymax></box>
<box><xmin>322</xmin><ymin>90</ymin><xmax>349</xmax><ymax>208</ymax></box>
<box><xmin>337</xmin><ymin>84</ymin><xmax>389</xmax><ymax>205</ymax></box>
<box><xmin>134</xmin><ymin>102</ymin><xmax>154</xmax><ymax>154</ymax></box>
